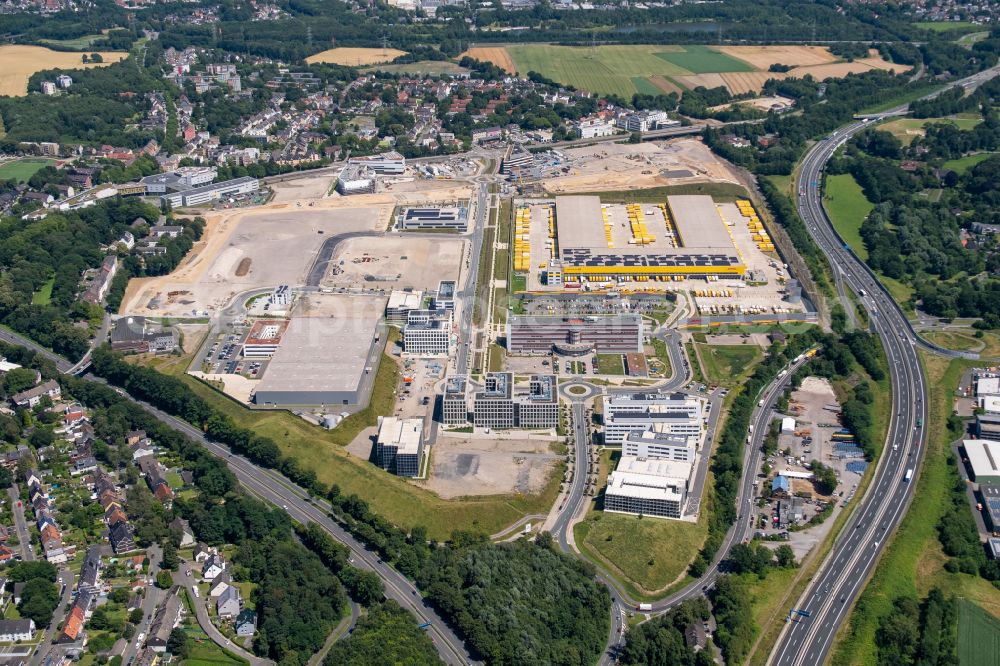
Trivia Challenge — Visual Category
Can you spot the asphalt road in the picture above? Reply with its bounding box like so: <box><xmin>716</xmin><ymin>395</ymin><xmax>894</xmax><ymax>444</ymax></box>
<box><xmin>768</xmin><ymin>65</ymin><xmax>1000</xmax><ymax>666</ymax></box>
<box><xmin>455</xmin><ymin>178</ymin><xmax>490</xmax><ymax>376</ymax></box>
<box><xmin>9</xmin><ymin>485</ymin><xmax>34</xmax><ymax>562</ymax></box>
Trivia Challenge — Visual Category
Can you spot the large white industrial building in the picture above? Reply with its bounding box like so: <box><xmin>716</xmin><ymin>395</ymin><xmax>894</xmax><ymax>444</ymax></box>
<box><xmin>604</xmin><ymin>456</ymin><xmax>692</xmax><ymax>519</ymax></box>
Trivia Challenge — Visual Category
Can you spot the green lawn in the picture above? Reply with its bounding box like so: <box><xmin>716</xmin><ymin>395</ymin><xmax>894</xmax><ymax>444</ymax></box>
<box><xmin>831</xmin><ymin>355</ymin><xmax>1000</xmax><ymax>665</ymax></box>
<box><xmin>575</xmin><ymin>511</ymin><xmax>708</xmax><ymax>596</ymax></box>
<box><xmin>579</xmin><ymin>182</ymin><xmax>750</xmax><ymax>203</ymax></box>
<box><xmin>0</xmin><ymin>158</ymin><xmax>57</xmax><ymax>183</ymax></box>
<box><xmin>182</xmin><ymin>625</ymin><xmax>248</xmax><ymax>666</ymax></box>
<box><xmin>31</xmin><ymin>276</ymin><xmax>54</xmax><ymax>305</ymax></box>
<box><xmin>824</xmin><ymin>174</ymin><xmax>873</xmax><ymax>260</ymax></box>
<box><xmin>596</xmin><ymin>353</ymin><xmax>625</xmax><ymax>376</ymax></box>
<box><xmin>654</xmin><ymin>45</ymin><xmax>754</xmax><ymax>74</ymax></box>
<box><xmin>138</xmin><ymin>347</ymin><xmax>561</xmax><ymax>541</ymax></box>
<box><xmin>943</xmin><ymin>152</ymin><xmax>996</xmax><ymax>174</ymax></box>
<box><xmin>38</xmin><ymin>34</ymin><xmax>106</xmax><ymax>49</ymax></box>
<box><xmin>914</xmin><ymin>20</ymin><xmax>979</xmax><ymax>32</ymax></box>
<box><xmin>880</xmin><ymin>117</ymin><xmax>981</xmax><ymax>146</ymax></box>
<box><xmin>923</xmin><ymin>330</ymin><xmax>984</xmax><ymax>353</ymax></box>
<box><xmin>958</xmin><ymin>598</ymin><xmax>1000</xmax><ymax>666</ymax></box>
<box><xmin>766</xmin><ymin>175</ymin><xmax>792</xmax><ymax>197</ymax></box>
<box><xmin>695</xmin><ymin>344</ymin><xmax>763</xmax><ymax>389</ymax></box>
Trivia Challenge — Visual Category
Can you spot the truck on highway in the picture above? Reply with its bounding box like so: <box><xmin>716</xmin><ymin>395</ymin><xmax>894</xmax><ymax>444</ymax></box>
<box><xmin>637</xmin><ymin>603</ymin><xmax>653</xmax><ymax>612</ymax></box>
<box><xmin>904</xmin><ymin>469</ymin><xmax>913</xmax><ymax>482</ymax></box>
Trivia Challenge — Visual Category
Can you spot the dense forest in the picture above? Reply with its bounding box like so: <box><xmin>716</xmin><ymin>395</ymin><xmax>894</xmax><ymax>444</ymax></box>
<box><xmin>875</xmin><ymin>588</ymin><xmax>958</xmax><ymax>666</ymax></box>
<box><xmin>323</xmin><ymin>601</ymin><xmax>442</xmax><ymax>666</ymax></box>
<box><xmin>618</xmin><ymin>598</ymin><xmax>715</xmax><ymax>666</ymax></box>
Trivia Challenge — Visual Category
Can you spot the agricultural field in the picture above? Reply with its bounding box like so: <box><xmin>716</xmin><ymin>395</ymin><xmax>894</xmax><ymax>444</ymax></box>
<box><xmin>0</xmin><ymin>157</ymin><xmax>57</xmax><ymax>182</ymax></box>
<box><xmin>305</xmin><ymin>47</ymin><xmax>407</xmax><ymax>66</ymax></box>
<box><xmin>461</xmin><ymin>44</ymin><xmax>907</xmax><ymax>97</ymax></box>
<box><xmin>959</xmin><ymin>598</ymin><xmax>1000</xmax><ymax>666</ymax></box>
<box><xmin>38</xmin><ymin>34</ymin><xmax>106</xmax><ymax>49</ymax></box>
<box><xmin>0</xmin><ymin>45</ymin><xmax>125</xmax><ymax>96</ymax></box>
<box><xmin>365</xmin><ymin>60</ymin><xmax>470</xmax><ymax>76</ymax></box>
<box><xmin>824</xmin><ymin>173</ymin><xmax>873</xmax><ymax>260</ymax></box>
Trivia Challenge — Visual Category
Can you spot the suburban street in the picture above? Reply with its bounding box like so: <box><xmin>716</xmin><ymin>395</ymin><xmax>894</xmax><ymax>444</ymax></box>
<box><xmin>9</xmin><ymin>485</ymin><xmax>34</xmax><ymax>562</ymax></box>
<box><xmin>768</xmin><ymin>64</ymin><xmax>1000</xmax><ymax>666</ymax></box>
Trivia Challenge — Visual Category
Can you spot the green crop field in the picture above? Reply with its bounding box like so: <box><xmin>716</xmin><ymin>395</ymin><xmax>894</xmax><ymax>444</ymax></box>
<box><xmin>506</xmin><ymin>44</ymin><xmax>699</xmax><ymax>97</ymax></box>
<box><xmin>914</xmin><ymin>20</ymin><xmax>979</xmax><ymax>32</ymax></box>
<box><xmin>958</xmin><ymin>599</ymin><xmax>1000</xmax><ymax>666</ymax></box>
<box><xmin>0</xmin><ymin>157</ymin><xmax>56</xmax><ymax>182</ymax></box>
<box><xmin>824</xmin><ymin>174</ymin><xmax>873</xmax><ymax>260</ymax></box>
<box><xmin>654</xmin><ymin>45</ymin><xmax>754</xmax><ymax>73</ymax></box>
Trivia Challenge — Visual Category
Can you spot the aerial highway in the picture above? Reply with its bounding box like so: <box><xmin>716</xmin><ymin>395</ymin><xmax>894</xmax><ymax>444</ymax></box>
<box><xmin>769</xmin><ymin>64</ymin><xmax>1000</xmax><ymax>666</ymax></box>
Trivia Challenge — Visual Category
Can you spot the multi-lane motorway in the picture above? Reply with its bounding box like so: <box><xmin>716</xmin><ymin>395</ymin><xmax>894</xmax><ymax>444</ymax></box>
<box><xmin>769</xmin><ymin>65</ymin><xmax>1000</xmax><ymax>666</ymax></box>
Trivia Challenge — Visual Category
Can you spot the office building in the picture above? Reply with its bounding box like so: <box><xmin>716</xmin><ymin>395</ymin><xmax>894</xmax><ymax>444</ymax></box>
<box><xmin>403</xmin><ymin>309</ymin><xmax>453</xmax><ymax>356</ymax></box>
<box><xmin>472</xmin><ymin>373</ymin><xmax>558</xmax><ymax>429</ymax></box>
<box><xmin>603</xmin><ymin>392</ymin><xmax>704</xmax><ymax>445</ymax></box>
<box><xmin>336</xmin><ymin>164</ymin><xmax>375</xmax><ymax>195</ymax></box>
<box><xmin>349</xmin><ymin>151</ymin><xmax>406</xmax><ymax>175</ymax></box>
<box><xmin>434</xmin><ymin>281</ymin><xmax>456</xmax><ymax>311</ymax></box>
<box><xmin>574</xmin><ymin>118</ymin><xmax>615</xmax><ymax>139</ymax></box>
<box><xmin>375</xmin><ymin>417</ymin><xmax>424</xmax><ymax>477</ymax></box>
<box><xmin>400</xmin><ymin>207</ymin><xmax>468</xmax><ymax>231</ymax></box>
<box><xmin>442</xmin><ymin>376</ymin><xmax>468</xmax><ymax>425</ymax></box>
<box><xmin>160</xmin><ymin>176</ymin><xmax>259</xmax><ymax>208</ymax></box>
<box><xmin>386</xmin><ymin>290</ymin><xmax>424</xmax><ymax>325</ymax></box>
<box><xmin>978</xmin><ymin>484</ymin><xmax>1000</xmax><ymax>533</ymax></box>
<box><xmin>507</xmin><ymin>314</ymin><xmax>643</xmax><ymax>355</ymax></box>
<box><xmin>241</xmin><ymin>320</ymin><xmax>288</xmax><ymax>358</ymax></box>
<box><xmin>623</xmin><ymin>429</ymin><xmax>695</xmax><ymax>462</ymax></box>
<box><xmin>604</xmin><ymin>456</ymin><xmax>692</xmax><ymax>519</ymax></box>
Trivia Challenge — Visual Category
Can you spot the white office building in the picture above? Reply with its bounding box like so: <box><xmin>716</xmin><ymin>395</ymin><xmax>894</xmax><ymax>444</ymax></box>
<box><xmin>574</xmin><ymin>118</ymin><xmax>615</xmax><ymax>139</ymax></box>
<box><xmin>375</xmin><ymin>416</ymin><xmax>424</xmax><ymax>477</ymax></box>
<box><xmin>349</xmin><ymin>151</ymin><xmax>406</xmax><ymax>175</ymax></box>
<box><xmin>386</xmin><ymin>290</ymin><xmax>424</xmax><ymax>325</ymax></box>
<box><xmin>623</xmin><ymin>429</ymin><xmax>695</xmax><ymax>462</ymax></box>
<box><xmin>604</xmin><ymin>456</ymin><xmax>692</xmax><ymax>519</ymax></box>
<box><xmin>336</xmin><ymin>164</ymin><xmax>376</xmax><ymax>195</ymax></box>
<box><xmin>403</xmin><ymin>309</ymin><xmax>453</xmax><ymax>356</ymax></box>
<box><xmin>603</xmin><ymin>392</ymin><xmax>704</xmax><ymax>445</ymax></box>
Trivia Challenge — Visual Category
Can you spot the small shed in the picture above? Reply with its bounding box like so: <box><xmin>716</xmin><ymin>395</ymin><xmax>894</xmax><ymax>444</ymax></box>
<box><xmin>781</xmin><ymin>417</ymin><xmax>796</xmax><ymax>433</ymax></box>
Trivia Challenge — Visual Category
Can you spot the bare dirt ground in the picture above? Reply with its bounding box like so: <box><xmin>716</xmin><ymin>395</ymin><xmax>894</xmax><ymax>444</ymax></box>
<box><xmin>119</xmin><ymin>180</ymin><xmax>472</xmax><ymax>317</ymax></box>
<box><xmin>322</xmin><ymin>236</ymin><xmax>465</xmax><ymax>292</ymax></box>
<box><xmin>422</xmin><ymin>434</ymin><xmax>561</xmax><ymax>498</ymax></box>
<box><xmin>542</xmin><ymin>138</ymin><xmax>740</xmax><ymax>194</ymax></box>
<box><xmin>305</xmin><ymin>47</ymin><xmax>407</xmax><ymax>66</ymax></box>
<box><xmin>269</xmin><ymin>176</ymin><xmax>334</xmax><ymax>203</ymax></box>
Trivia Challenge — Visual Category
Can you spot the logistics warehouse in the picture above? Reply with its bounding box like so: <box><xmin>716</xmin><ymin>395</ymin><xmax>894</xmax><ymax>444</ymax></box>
<box><xmin>535</xmin><ymin>195</ymin><xmax>746</xmax><ymax>285</ymax></box>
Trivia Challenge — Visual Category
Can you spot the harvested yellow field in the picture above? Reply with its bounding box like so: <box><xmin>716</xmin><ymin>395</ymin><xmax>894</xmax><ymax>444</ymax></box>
<box><xmin>459</xmin><ymin>46</ymin><xmax>516</xmax><ymax>74</ymax></box>
<box><xmin>0</xmin><ymin>45</ymin><xmax>126</xmax><ymax>96</ymax></box>
<box><xmin>674</xmin><ymin>73</ymin><xmax>728</xmax><ymax>90</ymax></box>
<box><xmin>305</xmin><ymin>47</ymin><xmax>407</xmax><ymax>66</ymax></box>
<box><xmin>718</xmin><ymin>45</ymin><xmax>836</xmax><ymax>70</ymax></box>
<box><xmin>791</xmin><ymin>53</ymin><xmax>909</xmax><ymax>80</ymax></box>
<box><xmin>720</xmin><ymin>71</ymin><xmax>785</xmax><ymax>95</ymax></box>
<box><xmin>648</xmin><ymin>75</ymin><xmax>683</xmax><ymax>95</ymax></box>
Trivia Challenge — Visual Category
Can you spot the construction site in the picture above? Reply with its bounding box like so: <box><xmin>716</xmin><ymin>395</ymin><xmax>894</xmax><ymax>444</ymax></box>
<box><xmin>513</xmin><ymin>193</ymin><xmax>806</xmax><ymax>316</ymax></box>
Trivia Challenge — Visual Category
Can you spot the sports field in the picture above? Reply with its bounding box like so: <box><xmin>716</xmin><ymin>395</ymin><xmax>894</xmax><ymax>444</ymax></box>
<box><xmin>0</xmin><ymin>157</ymin><xmax>57</xmax><ymax>182</ymax></box>
<box><xmin>959</xmin><ymin>599</ymin><xmax>1000</xmax><ymax>666</ymax></box>
<box><xmin>462</xmin><ymin>44</ymin><xmax>907</xmax><ymax>97</ymax></box>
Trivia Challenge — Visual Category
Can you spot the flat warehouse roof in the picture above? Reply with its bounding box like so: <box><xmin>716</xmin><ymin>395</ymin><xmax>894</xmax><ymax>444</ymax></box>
<box><xmin>667</xmin><ymin>195</ymin><xmax>736</xmax><ymax>250</ymax></box>
<box><xmin>966</xmin><ymin>439</ymin><xmax>1000</xmax><ymax>478</ymax></box>
<box><xmin>256</xmin><ymin>315</ymin><xmax>379</xmax><ymax>397</ymax></box>
<box><xmin>555</xmin><ymin>195</ymin><xmax>606</xmax><ymax>249</ymax></box>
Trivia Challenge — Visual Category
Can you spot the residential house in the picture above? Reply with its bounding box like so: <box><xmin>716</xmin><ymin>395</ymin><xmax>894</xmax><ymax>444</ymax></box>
<box><xmin>147</xmin><ymin>589</ymin><xmax>184</xmax><ymax>652</ymax></box>
<box><xmin>79</xmin><ymin>546</ymin><xmax>102</xmax><ymax>593</ymax></box>
<box><xmin>169</xmin><ymin>518</ymin><xmax>195</xmax><ymax>547</ymax></box>
<box><xmin>192</xmin><ymin>543</ymin><xmax>212</xmax><ymax>563</ymax></box>
<box><xmin>216</xmin><ymin>586</ymin><xmax>241</xmax><ymax>619</ymax></box>
<box><xmin>234</xmin><ymin>609</ymin><xmax>256</xmax><ymax>637</ymax></box>
<box><xmin>0</xmin><ymin>619</ymin><xmax>36</xmax><ymax>642</ymax></box>
<box><xmin>59</xmin><ymin>606</ymin><xmax>85</xmax><ymax>643</ymax></box>
<box><xmin>201</xmin><ymin>553</ymin><xmax>225</xmax><ymax>581</ymax></box>
<box><xmin>11</xmin><ymin>380</ymin><xmax>61</xmax><ymax>409</ymax></box>
<box><xmin>109</xmin><ymin>522</ymin><xmax>137</xmax><ymax>554</ymax></box>
<box><xmin>208</xmin><ymin>570</ymin><xmax>231</xmax><ymax>597</ymax></box>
